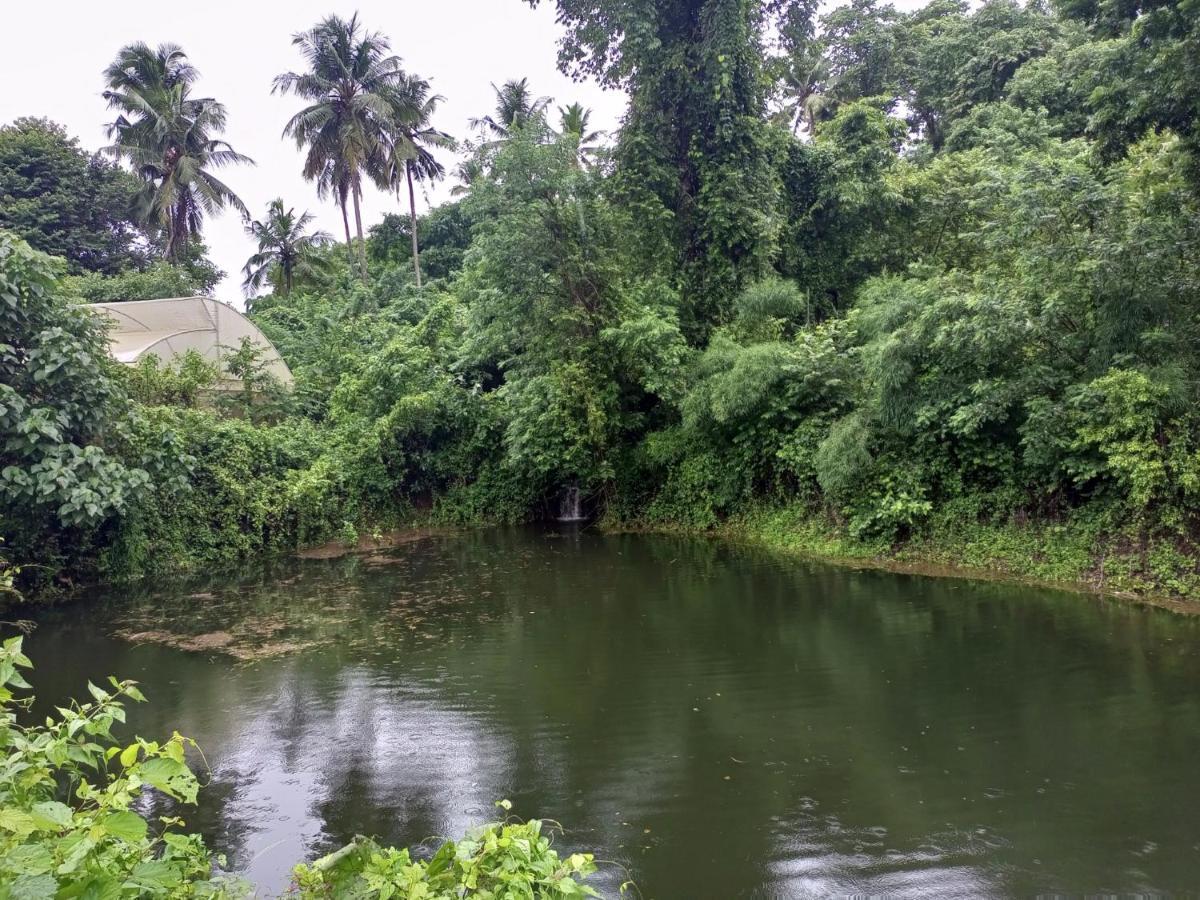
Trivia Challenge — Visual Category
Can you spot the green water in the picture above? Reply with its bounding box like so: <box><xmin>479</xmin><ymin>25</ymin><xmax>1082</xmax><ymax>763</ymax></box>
<box><xmin>27</xmin><ymin>528</ymin><xmax>1200</xmax><ymax>897</ymax></box>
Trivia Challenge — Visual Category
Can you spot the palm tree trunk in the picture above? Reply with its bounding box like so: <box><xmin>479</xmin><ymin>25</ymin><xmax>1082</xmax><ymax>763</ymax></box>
<box><xmin>168</xmin><ymin>202</ymin><xmax>187</xmax><ymax>262</ymax></box>
<box><xmin>339</xmin><ymin>199</ymin><xmax>354</xmax><ymax>270</ymax></box>
<box><xmin>351</xmin><ymin>180</ymin><xmax>368</xmax><ymax>281</ymax></box>
<box><xmin>406</xmin><ymin>162</ymin><xmax>422</xmax><ymax>289</ymax></box>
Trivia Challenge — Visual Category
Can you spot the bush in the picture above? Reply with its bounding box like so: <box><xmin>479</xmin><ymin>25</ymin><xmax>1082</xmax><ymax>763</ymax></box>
<box><xmin>0</xmin><ymin>636</ymin><xmax>244</xmax><ymax>897</ymax></box>
<box><xmin>101</xmin><ymin>409</ymin><xmax>341</xmax><ymax>579</ymax></box>
<box><xmin>119</xmin><ymin>351</ymin><xmax>219</xmax><ymax>408</ymax></box>
<box><xmin>292</xmin><ymin>815</ymin><xmax>598</xmax><ymax>898</ymax></box>
<box><xmin>0</xmin><ymin>233</ymin><xmax>151</xmax><ymax>580</ymax></box>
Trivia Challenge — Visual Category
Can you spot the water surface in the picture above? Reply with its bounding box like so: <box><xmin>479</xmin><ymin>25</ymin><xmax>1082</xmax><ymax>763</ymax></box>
<box><xmin>28</xmin><ymin>528</ymin><xmax>1200</xmax><ymax>897</ymax></box>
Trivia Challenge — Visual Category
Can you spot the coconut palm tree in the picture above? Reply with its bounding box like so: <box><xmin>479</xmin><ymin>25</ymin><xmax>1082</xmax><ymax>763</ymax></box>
<box><xmin>450</xmin><ymin>150</ymin><xmax>484</xmax><ymax>197</ymax></box>
<box><xmin>469</xmin><ymin>78</ymin><xmax>550</xmax><ymax>142</ymax></box>
<box><xmin>273</xmin><ymin>13</ymin><xmax>405</xmax><ymax>280</ymax></box>
<box><xmin>102</xmin><ymin>42</ymin><xmax>251</xmax><ymax>260</ymax></box>
<box><xmin>242</xmin><ymin>199</ymin><xmax>333</xmax><ymax>298</ymax></box>
<box><xmin>777</xmin><ymin>45</ymin><xmax>835</xmax><ymax>137</ymax></box>
<box><xmin>557</xmin><ymin>102</ymin><xmax>603</xmax><ymax>166</ymax></box>
<box><xmin>382</xmin><ymin>74</ymin><xmax>453</xmax><ymax>288</ymax></box>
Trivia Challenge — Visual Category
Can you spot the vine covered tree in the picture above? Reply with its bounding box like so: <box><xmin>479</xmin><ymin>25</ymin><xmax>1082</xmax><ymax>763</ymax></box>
<box><xmin>526</xmin><ymin>0</ymin><xmax>793</xmax><ymax>335</ymax></box>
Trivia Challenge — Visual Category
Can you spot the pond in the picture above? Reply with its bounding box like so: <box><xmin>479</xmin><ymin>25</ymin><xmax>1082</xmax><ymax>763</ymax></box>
<box><xmin>25</xmin><ymin>527</ymin><xmax>1200</xmax><ymax>897</ymax></box>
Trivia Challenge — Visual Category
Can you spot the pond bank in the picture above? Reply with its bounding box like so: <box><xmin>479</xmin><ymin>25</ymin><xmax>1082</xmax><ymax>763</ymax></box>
<box><xmin>609</xmin><ymin>504</ymin><xmax>1200</xmax><ymax>615</ymax></box>
<box><xmin>17</xmin><ymin>504</ymin><xmax>1200</xmax><ymax>615</ymax></box>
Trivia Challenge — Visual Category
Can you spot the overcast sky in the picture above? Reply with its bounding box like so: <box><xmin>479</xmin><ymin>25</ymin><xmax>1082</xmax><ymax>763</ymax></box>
<box><xmin>0</xmin><ymin>1</ymin><xmax>627</xmax><ymax>300</ymax></box>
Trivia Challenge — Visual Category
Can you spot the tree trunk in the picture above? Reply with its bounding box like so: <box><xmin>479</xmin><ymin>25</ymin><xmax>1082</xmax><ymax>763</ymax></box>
<box><xmin>406</xmin><ymin>162</ymin><xmax>422</xmax><ymax>289</ymax></box>
<box><xmin>168</xmin><ymin>201</ymin><xmax>187</xmax><ymax>262</ymax></box>
<box><xmin>352</xmin><ymin>180</ymin><xmax>368</xmax><ymax>281</ymax></box>
<box><xmin>339</xmin><ymin>199</ymin><xmax>354</xmax><ymax>271</ymax></box>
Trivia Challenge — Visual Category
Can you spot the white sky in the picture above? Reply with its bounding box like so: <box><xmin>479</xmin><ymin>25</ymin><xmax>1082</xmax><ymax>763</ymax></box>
<box><xmin>0</xmin><ymin>0</ymin><xmax>626</xmax><ymax>299</ymax></box>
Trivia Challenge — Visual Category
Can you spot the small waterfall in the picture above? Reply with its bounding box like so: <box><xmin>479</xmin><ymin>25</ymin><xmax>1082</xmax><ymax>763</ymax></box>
<box><xmin>556</xmin><ymin>484</ymin><xmax>585</xmax><ymax>522</ymax></box>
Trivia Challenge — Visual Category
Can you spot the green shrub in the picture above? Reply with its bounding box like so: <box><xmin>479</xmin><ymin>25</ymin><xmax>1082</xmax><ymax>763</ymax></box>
<box><xmin>0</xmin><ymin>233</ymin><xmax>151</xmax><ymax>581</ymax></box>
<box><xmin>0</xmin><ymin>636</ymin><xmax>245</xmax><ymax>897</ymax></box>
<box><xmin>119</xmin><ymin>351</ymin><xmax>219</xmax><ymax>408</ymax></box>
<box><xmin>291</xmin><ymin>814</ymin><xmax>599</xmax><ymax>898</ymax></box>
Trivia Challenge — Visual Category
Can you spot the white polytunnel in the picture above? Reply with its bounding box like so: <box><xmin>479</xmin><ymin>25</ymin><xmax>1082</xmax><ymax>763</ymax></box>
<box><xmin>90</xmin><ymin>296</ymin><xmax>293</xmax><ymax>387</ymax></box>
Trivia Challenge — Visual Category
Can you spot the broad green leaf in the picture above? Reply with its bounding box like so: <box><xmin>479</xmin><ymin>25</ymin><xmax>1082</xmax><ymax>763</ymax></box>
<box><xmin>9</xmin><ymin>873</ymin><xmax>58</xmax><ymax>900</ymax></box>
<box><xmin>29</xmin><ymin>801</ymin><xmax>73</xmax><ymax>831</ymax></box>
<box><xmin>0</xmin><ymin>808</ymin><xmax>37</xmax><ymax>836</ymax></box>
<box><xmin>54</xmin><ymin>833</ymin><xmax>95</xmax><ymax>875</ymax></box>
<box><xmin>139</xmin><ymin>757</ymin><xmax>198</xmax><ymax>803</ymax></box>
<box><xmin>100</xmin><ymin>810</ymin><xmax>148</xmax><ymax>844</ymax></box>
<box><xmin>63</xmin><ymin>873</ymin><xmax>121</xmax><ymax>900</ymax></box>
<box><xmin>129</xmin><ymin>859</ymin><xmax>184</xmax><ymax>889</ymax></box>
<box><xmin>2</xmin><ymin>843</ymin><xmax>54</xmax><ymax>876</ymax></box>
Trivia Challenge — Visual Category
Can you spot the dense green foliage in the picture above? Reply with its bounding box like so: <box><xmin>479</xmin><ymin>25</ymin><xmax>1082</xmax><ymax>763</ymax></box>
<box><xmin>0</xmin><ymin>119</ymin><xmax>150</xmax><ymax>274</ymax></box>
<box><xmin>63</xmin><ymin>252</ymin><xmax>223</xmax><ymax>303</ymax></box>
<box><xmin>291</xmin><ymin>815</ymin><xmax>598</xmax><ymax>898</ymax></box>
<box><xmin>0</xmin><ymin>639</ymin><xmax>601</xmax><ymax>897</ymax></box>
<box><xmin>0</xmin><ymin>236</ymin><xmax>152</xmax><ymax>574</ymax></box>
<box><xmin>0</xmin><ymin>637</ymin><xmax>241</xmax><ymax>897</ymax></box>
<box><xmin>527</xmin><ymin>0</ymin><xmax>784</xmax><ymax>331</ymax></box>
<box><xmin>4</xmin><ymin>0</ymin><xmax>1200</xmax><ymax>599</ymax></box>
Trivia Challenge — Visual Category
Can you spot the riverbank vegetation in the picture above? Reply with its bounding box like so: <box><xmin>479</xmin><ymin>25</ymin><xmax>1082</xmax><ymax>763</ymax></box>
<box><xmin>3</xmin><ymin>0</ymin><xmax>1200</xmax><ymax>599</ymax></box>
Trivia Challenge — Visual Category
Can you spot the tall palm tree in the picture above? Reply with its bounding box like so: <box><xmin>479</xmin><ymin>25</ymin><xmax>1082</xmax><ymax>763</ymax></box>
<box><xmin>383</xmin><ymin>74</ymin><xmax>453</xmax><ymax>288</ymax></box>
<box><xmin>273</xmin><ymin>14</ymin><xmax>405</xmax><ymax>280</ymax></box>
<box><xmin>242</xmin><ymin>199</ymin><xmax>332</xmax><ymax>298</ymax></box>
<box><xmin>557</xmin><ymin>103</ymin><xmax>603</xmax><ymax>166</ymax></box>
<box><xmin>450</xmin><ymin>150</ymin><xmax>484</xmax><ymax>197</ymax></box>
<box><xmin>469</xmin><ymin>78</ymin><xmax>550</xmax><ymax>142</ymax></box>
<box><xmin>777</xmin><ymin>45</ymin><xmax>835</xmax><ymax>137</ymax></box>
<box><xmin>103</xmin><ymin>42</ymin><xmax>251</xmax><ymax>260</ymax></box>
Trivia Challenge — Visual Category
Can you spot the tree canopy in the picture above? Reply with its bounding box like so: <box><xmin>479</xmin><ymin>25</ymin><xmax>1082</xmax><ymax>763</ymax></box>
<box><xmin>0</xmin><ymin>119</ymin><xmax>151</xmax><ymax>273</ymax></box>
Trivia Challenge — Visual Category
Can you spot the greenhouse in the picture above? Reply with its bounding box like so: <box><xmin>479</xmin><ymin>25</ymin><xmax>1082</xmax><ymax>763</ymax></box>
<box><xmin>90</xmin><ymin>296</ymin><xmax>293</xmax><ymax>386</ymax></box>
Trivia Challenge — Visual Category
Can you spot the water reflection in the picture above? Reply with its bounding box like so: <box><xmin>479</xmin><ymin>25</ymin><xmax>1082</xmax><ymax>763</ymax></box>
<box><xmin>28</xmin><ymin>528</ymin><xmax>1200</xmax><ymax>896</ymax></box>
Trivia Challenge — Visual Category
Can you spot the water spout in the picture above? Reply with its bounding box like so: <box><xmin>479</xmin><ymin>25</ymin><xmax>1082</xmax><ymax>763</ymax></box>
<box><xmin>556</xmin><ymin>484</ymin><xmax>586</xmax><ymax>522</ymax></box>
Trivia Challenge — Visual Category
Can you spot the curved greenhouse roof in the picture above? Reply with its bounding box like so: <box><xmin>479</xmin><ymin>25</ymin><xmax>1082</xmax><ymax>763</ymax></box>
<box><xmin>91</xmin><ymin>296</ymin><xmax>293</xmax><ymax>386</ymax></box>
